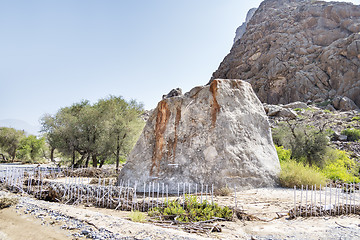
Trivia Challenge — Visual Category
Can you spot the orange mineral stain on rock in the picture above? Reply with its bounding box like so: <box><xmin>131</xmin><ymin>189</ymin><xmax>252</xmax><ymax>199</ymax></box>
<box><xmin>150</xmin><ymin>100</ymin><xmax>171</xmax><ymax>176</ymax></box>
<box><xmin>210</xmin><ymin>80</ymin><xmax>220</xmax><ymax>128</ymax></box>
<box><xmin>173</xmin><ymin>104</ymin><xmax>181</xmax><ymax>162</ymax></box>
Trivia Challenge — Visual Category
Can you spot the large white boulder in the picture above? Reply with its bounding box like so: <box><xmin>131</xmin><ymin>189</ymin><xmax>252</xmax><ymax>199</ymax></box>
<box><xmin>118</xmin><ymin>79</ymin><xmax>280</xmax><ymax>192</ymax></box>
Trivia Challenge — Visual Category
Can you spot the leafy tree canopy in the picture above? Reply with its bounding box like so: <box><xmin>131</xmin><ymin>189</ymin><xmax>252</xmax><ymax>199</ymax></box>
<box><xmin>41</xmin><ymin>95</ymin><xmax>145</xmax><ymax>169</ymax></box>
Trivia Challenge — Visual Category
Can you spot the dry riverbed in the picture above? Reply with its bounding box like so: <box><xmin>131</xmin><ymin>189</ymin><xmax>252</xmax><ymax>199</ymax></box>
<box><xmin>1</xmin><ymin>188</ymin><xmax>360</xmax><ymax>240</ymax></box>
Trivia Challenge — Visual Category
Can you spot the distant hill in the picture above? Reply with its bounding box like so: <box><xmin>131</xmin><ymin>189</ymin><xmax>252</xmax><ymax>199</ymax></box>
<box><xmin>0</xmin><ymin>119</ymin><xmax>40</xmax><ymax>136</ymax></box>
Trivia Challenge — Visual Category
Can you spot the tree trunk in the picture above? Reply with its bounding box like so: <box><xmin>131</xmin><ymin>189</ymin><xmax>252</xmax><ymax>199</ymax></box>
<box><xmin>50</xmin><ymin>147</ymin><xmax>55</xmax><ymax>162</ymax></box>
<box><xmin>92</xmin><ymin>154</ymin><xmax>97</xmax><ymax>168</ymax></box>
<box><xmin>0</xmin><ymin>153</ymin><xmax>7</xmax><ymax>162</ymax></box>
<box><xmin>99</xmin><ymin>159</ymin><xmax>104</xmax><ymax>168</ymax></box>
<box><xmin>116</xmin><ymin>135</ymin><xmax>120</xmax><ymax>172</ymax></box>
<box><xmin>72</xmin><ymin>149</ymin><xmax>76</xmax><ymax>167</ymax></box>
<box><xmin>11</xmin><ymin>150</ymin><xmax>16</xmax><ymax>162</ymax></box>
<box><xmin>85</xmin><ymin>154</ymin><xmax>90</xmax><ymax>168</ymax></box>
<box><xmin>75</xmin><ymin>154</ymin><xmax>86</xmax><ymax>168</ymax></box>
<box><xmin>115</xmin><ymin>133</ymin><xmax>127</xmax><ymax>172</ymax></box>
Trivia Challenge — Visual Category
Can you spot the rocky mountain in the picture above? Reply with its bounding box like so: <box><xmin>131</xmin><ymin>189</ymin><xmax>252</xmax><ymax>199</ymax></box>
<box><xmin>119</xmin><ymin>80</ymin><xmax>280</xmax><ymax>191</ymax></box>
<box><xmin>211</xmin><ymin>0</ymin><xmax>360</xmax><ymax>110</ymax></box>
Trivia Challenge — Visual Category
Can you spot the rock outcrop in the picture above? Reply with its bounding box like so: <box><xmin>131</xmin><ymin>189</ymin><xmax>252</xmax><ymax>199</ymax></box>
<box><xmin>211</xmin><ymin>0</ymin><xmax>360</xmax><ymax>108</ymax></box>
<box><xmin>118</xmin><ymin>79</ymin><xmax>280</xmax><ymax>192</ymax></box>
<box><xmin>234</xmin><ymin>8</ymin><xmax>257</xmax><ymax>43</ymax></box>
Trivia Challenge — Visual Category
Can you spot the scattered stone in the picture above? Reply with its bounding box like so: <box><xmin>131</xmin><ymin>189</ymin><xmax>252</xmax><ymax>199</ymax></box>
<box><xmin>282</xmin><ymin>102</ymin><xmax>308</xmax><ymax>109</ymax></box>
<box><xmin>325</xmin><ymin>104</ymin><xmax>336</xmax><ymax>112</ymax></box>
<box><xmin>264</xmin><ymin>104</ymin><xmax>297</xmax><ymax>119</ymax></box>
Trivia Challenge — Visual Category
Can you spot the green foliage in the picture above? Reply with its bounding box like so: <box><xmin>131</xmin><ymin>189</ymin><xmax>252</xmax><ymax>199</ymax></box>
<box><xmin>279</xmin><ymin>160</ymin><xmax>328</xmax><ymax>188</ymax></box>
<box><xmin>322</xmin><ymin>149</ymin><xmax>360</xmax><ymax>183</ymax></box>
<box><xmin>17</xmin><ymin>135</ymin><xmax>46</xmax><ymax>163</ymax></box>
<box><xmin>40</xmin><ymin>95</ymin><xmax>145</xmax><ymax>168</ymax></box>
<box><xmin>129</xmin><ymin>211</ymin><xmax>146</xmax><ymax>222</ymax></box>
<box><xmin>0</xmin><ymin>127</ymin><xmax>25</xmax><ymax>161</ymax></box>
<box><xmin>273</xmin><ymin>122</ymin><xmax>329</xmax><ymax>167</ymax></box>
<box><xmin>351</xmin><ymin>116</ymin><xmax>360</xmax><ymax>122</ymax></box>
<box><xmin>275</xmin><ymin>145</ymin><xmax>292</xmax><ymax>162</ymax></box>
<box><xmin>148</xmin><ymin>195</ymin><xmax>233</xmax><ymax>222</ymax></box>
<box><xmin>341</xmin><ymin>128</ymin><xmax>360</xmax><ymax>141</ymax></box>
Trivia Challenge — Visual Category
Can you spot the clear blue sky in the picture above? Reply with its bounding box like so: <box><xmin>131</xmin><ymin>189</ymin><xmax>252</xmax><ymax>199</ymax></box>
<box><xmin>0</xmin><ymin>0</ymin><xmax>359</xmax><ymax>133</ymax></box>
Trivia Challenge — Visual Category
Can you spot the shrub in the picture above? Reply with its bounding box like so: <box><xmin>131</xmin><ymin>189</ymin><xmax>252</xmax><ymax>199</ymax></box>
<box><xmin>351</xmin><ymin>116</ymin><xmax>360</xmax><ymax>121</ymax></box>
<box><xmin>214</xmin><ymin>187</ymin><xmax>232</xmax><ymax>196</ymax></box>
<box><xmin>341</xmin><ymin>128</ymin><xmax>360</xmax><ymax>141</ymax></box>
<box><xmin>0</xmin><ymin>197</ymin><xmax>18</xmax><ymax>209</ymax></box>
<box><xmin>273</xmin><ymin>122</ymin><xmax>329</xmax><ymax>167</ymax></box>
<box><xmin>129</xmin><ymin>211</ymin><xmax>146</xmax><ymax>222</ymax></box>
<box><xmin>148</xmin><ymin>195</ymin><xmax>233</xmax><ymax>222</ymax></box>
<box><xmin>275</xmin><ymin>145</ymin><xmax>292</xmax><ymax>162</ymax></box>
<box><xmin>322</xmin><ymin>149</ymin><xmax>360</xmax><ymax>183</ymax></box>
<box><xmin>279</xmin><ymin>160</ymin><xmax>328</xmax><ymax>188</ymax></box>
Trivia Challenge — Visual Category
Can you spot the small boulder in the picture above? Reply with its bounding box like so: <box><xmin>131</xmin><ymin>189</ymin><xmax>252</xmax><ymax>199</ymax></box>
<box><xmin>265</xmin><ymin>104</ymin><xmax>297</xmax><ymax>119</ymax></box>
<box><xmin>325</xmin><ymin>104</ymin><xmax>336</xmax><ymax>112</ymax></box>
<box><xmin>162</xmin><ymin>88</ymin><xmax>183</xmax><ymax>99</ymax></box>
<box><xmin>283</xmin><ymin>101</ymin><xmax>308</xmax><ymax>109</ymax></box>
<box><xmin>332</xmin><ymin>96</ymin><xmax>359</xmax><ymax>111</ymax></box>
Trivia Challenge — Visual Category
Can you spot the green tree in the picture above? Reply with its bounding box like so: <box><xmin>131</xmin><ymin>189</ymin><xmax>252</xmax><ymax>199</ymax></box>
<box><xmin>41</xmin><ymin>96</ymin><xmax>145</xmax><ymax>169</ymax></box>
<box><xmin>96</xmin><ymin>96</ymin><xmax>144</xmax><ymax>171</ymax></box>
<box><xmin>273</xmin><ymin>121</ymin><xmax>329</xmax><ymax>167</ymax></box>
<box><xmin>0</xmin><ymin>127</ymin><xmax>25</xmax><ymax>161</ymax></box>
<box><xmin>17</xmin><ymin>135</ymin><xmax>46</xmax><ymax>163</ymax></box>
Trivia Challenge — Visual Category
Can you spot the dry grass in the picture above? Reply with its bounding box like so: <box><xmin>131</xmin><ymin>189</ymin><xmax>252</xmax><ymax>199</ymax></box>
<box><xmin>129</xmin><ymin>211</ymin><xmax>146</xmax><ymax>222</ymax></box>
<box><xmin>0</xmin><ymin>197</ymin><xmax>19</xmax><ymax>209</ymax></box>
<box><xmin>279</xmin><ymin>160</ymin><xmax>328</xmax><ymax>188</ymax></box>
<box><xmin>214</xmin><ymin>186</ymin><xmax>232</xmax><ymax>196</ymax></box>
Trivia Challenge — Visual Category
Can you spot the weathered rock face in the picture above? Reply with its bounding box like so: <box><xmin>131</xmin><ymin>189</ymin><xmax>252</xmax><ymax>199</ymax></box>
<box><xmin>118</xmin><ymin>79</ymin><xmax>280</xmax><ymax>192</ymax></box>
<box><xmin>211</xmin><ymin>0</ymin><xmax>360</xmax><ymax>107</ymax></box>
<box><xmin>234</xmin><ymin>8</ymin><xmax>257</xmax><ymax>43</ymax></box>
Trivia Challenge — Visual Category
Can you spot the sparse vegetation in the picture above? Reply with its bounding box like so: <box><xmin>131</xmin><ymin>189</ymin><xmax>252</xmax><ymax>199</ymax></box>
<box><xmin>351</xmin><ymin>116</ymin><xmax>360</xmax><ymax>122</ymax></box>
<box><xmin>0</xmin><ymin>197</ymin><xmax>19</xmax><ymax>209</ymax></box>
<box><xmin>273</xmin><ymin>122</ymin><xmax>329</xmax><ymax>167</ymax></box>
<box><xmin>129</xmin><ymin>211</ymin><xmax>146</xmax><ymax>222</ymax></box>
<box><xmin>274</xmin><ymin>119</ymin><xmax>360</xmax><ymax>187</ymax></box>
<box><xmin>279</xmin><ymin>160</ymin><xmax>328</xmax><ymax>188</ymax></box>
<box><xmin>322</xmin><ymin>149</ymin><xmax>360</xmax><ymax>183</ymax></box>
<box><xmin>341</xmin><ymin>128</ymin><xmax>360</xmax><ymax>141</ymax></box>
<box><xmin>214</xmin><ymin>186</ymin><xmax>232</xmax><ymax>196</ymax></box>
<box><xmin>148</xmin><ymin>195</ymin><xmax>233</xmax><ymax>222</ymax></box>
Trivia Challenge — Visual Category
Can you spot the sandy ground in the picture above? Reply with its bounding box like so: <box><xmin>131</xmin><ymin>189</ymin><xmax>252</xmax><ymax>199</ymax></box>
<box><xmin>1</xmin><ymin>187</ymin><xmax>360</xmax><ymax>240</ymax></box>
<box><xmin>0</xmin><ymin>207</ymin><xmax>72</xmax><ymax>240</ymax></box>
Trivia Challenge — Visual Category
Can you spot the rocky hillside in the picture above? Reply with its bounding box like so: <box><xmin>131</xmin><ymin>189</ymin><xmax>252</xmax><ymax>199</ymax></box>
<box><xmin>211</xmin><ymin>0</ymin><xmax>360</xmax><ymax>110</ymax></box>
<box><xmin>265</xmin><ymin>100</ymin><xmax>360</xmax><ymax>158</ymax></box>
